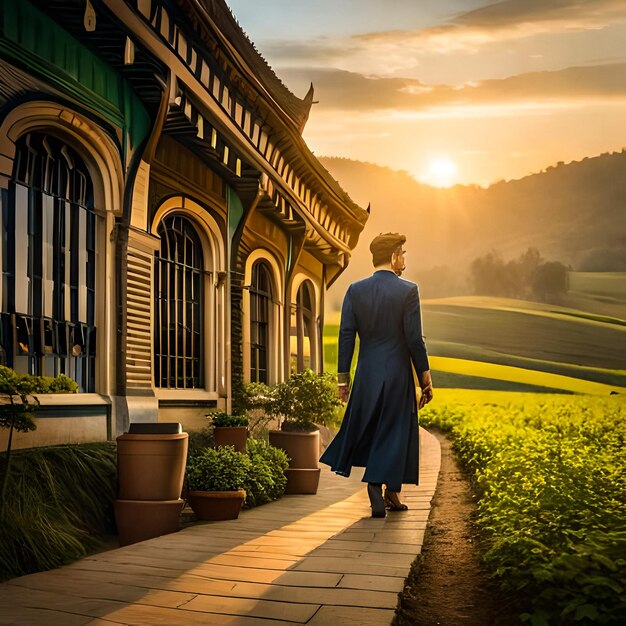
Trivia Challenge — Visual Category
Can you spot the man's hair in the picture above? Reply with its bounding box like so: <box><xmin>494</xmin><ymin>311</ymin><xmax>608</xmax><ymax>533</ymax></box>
<box><xmin>370</xmin><ymin>232</ymin><xmax>406</xmax><ymax>266</ymax></box>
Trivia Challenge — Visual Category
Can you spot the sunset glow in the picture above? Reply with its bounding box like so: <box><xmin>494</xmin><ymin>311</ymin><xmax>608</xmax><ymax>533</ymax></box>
<box><xmin>422</xmin><ymin>157</ymin><xmax>458</xmax><ymax>188</ymax></box>
<box><xmin>228</xmin><ymin>0</ymin><xmax>626</xmax><ymax>187</ymax></box>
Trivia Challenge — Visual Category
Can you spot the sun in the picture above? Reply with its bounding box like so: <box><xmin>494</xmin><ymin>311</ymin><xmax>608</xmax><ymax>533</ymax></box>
<box><xmin>422</xmin><ymin>157</ymin><xmax>458</xmax><ymax>188</ymax></box>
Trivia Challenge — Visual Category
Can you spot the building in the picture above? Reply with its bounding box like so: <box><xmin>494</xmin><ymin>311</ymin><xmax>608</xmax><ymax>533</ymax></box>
<box><xmin>0</xmin><ymin>0</ymin><xmax>367</xmax><ymax>448</ymax></box>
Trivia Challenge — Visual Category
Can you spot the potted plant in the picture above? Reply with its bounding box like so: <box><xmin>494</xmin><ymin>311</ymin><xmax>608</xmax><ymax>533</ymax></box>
<box><xmin>186</xmin><ymin>445</ymin><xmax>251</xmax><ymax>521</ymax></box>
<box><xmin>209</xmin><ymin>411</ymin><xmax>249</xmax><ymax>453</ymax></box>
<box><xmin>266</xmin><ymin>370</ymin><xmax>342</xmax><ymax>495</ymax></box>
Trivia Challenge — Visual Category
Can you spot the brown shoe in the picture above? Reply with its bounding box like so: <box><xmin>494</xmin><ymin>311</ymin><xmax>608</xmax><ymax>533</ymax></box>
<box><xmin>384</xmin><ymin>490</ymin><xmax>408</xmax><ymax>511</ymax></box>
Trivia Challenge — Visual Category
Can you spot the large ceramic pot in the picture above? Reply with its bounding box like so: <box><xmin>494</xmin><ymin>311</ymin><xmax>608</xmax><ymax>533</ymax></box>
<box><xmin>114</xmin><ymin>499</ymin><xmax>184</xmax><ymax>546</ymax></box>
<box><xmin>117</xmin><ymin>432</ymin><xmax>188</xmax><ymax>501</ymax></box>
<box><xmin>213</xmin><ymin>426</ymin><xmax>248</xmax><ymax>454</ymax></box>
<box><xmin>187</xmin><ymin>490</ymin><xmax>246</xmax><ymax>521</ymax></box>
<box><xmin>268</xmin><ymin>430</ymin><xmax>321</xmax><ymax>494</ymax></box>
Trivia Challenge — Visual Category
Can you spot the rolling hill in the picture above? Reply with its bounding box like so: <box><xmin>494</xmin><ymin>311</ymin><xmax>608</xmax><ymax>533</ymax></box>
<box><xmin>323</xmin><ymin>288</ymin><xmax>626</xmax><ymax>393</ymax></box>
<box><xmin>321</xmin><ymin>152</ymin><xmax>626</xmax><ymax>307</ymax></box>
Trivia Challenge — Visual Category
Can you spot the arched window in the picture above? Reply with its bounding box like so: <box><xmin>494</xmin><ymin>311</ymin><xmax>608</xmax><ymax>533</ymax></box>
<box><xmin>1</xmin><ymin>132</ymin><xmax>97</xmax><ymax>391</ymax></box>
<box><xmin>249</xmin><ymin>261</ymin><xmax>273</xmax><ymax>384</ymax></box>
<box><xmin>291</xmin><ymin>280</ymin><xmax>315</xmax><ymax>372</ymax></box>
<box><xmin>154</xmin><ymin>215</ymin><xmax>204</xmax><ymax>389</ymax></box>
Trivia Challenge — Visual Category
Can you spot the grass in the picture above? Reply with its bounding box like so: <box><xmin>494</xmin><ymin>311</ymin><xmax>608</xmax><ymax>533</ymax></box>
<box><xmin>429</xmin><ymin>356</ymin><xmax>626</xmax><ymax>395</ymax></box>
<box><xmin>568</xmin><ymin>272</ymin><xmax>626</xmax><ymax>300</ymax></box>
<box><xmin>0</xmin><ymin>442</ymin><xmax>117</xmax><ymax>581</ymax></box>
<box><xmin>421</xmin><ymin>302</ymin><xmax>625</xmax><ymax>371</ymax></box>
<box><xmin>323</xmin><ymin>275</ymin><xmax>626</xmax><ymax>392</ymax></box>
<box><xmin>427</xmin><ymin>340</ymin><xmax>626</xmax><ymax>387</ymax></box>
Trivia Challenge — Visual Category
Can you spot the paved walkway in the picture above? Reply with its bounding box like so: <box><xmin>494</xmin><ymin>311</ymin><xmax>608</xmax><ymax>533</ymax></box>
<box><xmin>0</xmin><ymin>428</ymin><xmax>441</xmax><ymax>625</ymax></box>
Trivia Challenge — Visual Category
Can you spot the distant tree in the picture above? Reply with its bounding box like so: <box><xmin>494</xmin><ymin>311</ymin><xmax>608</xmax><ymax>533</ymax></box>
<box><xmin>470</xmin><ymin>251</ymin><xmax>508</xmax><ymax>296</ymax></box>
<box><xmin>503</xmin><ymin>260</ymin><xmax>523</xmax><ymax>297</ymax></box>
<box><xmin>470</xmin><ymin>248</ymin><xmax>569</xmax><ymax>302</ymax></box>
<box><xmin>532</xmin><ymin>262</ymin><xmax>569</xmax><ymax>302</ymax></box>
<box><xmin>517</xmin><ymin>247</ymin><xmax>543</xmax><ymax>297</ymax></box>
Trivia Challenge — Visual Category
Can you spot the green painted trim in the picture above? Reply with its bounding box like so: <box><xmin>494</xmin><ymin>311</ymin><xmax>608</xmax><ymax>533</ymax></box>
<box><xmin>158</xmin><ymin>399</ymin><xmax>218</xmax><ymax>409</ymax></box>
<box><xmin>0</xmin><ymin>0</ymin><xmax>150</xmax><ymax>155</ymax></box>
<box><xmin>34</xmin><ymin>405</ymin><xmax>110</xmax><ymax>418</ymax></box>
<box><xmin>227</xmin><ymin>186</ymin><xmax>244</xmax><ymax>244</ymax></box>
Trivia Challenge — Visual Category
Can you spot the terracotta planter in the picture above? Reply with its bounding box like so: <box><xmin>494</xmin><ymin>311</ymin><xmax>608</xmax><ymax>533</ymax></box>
<box><xmin>284</xmin><ymin>468</ymin><xmax>321</xmax><ymax>494</ymax></box>
<box><xmin>213</xmin><ymin>426</ymin><xmax>248</xmax><ymax>453</ymax></box>
<box><xmin>268</xmin><ymin>429</ymin><xmax>321</xmax><ymax>494</ymax></box>
<box><xmin>268</xmin><ymin>429</ymin><xmax>320</xmax><ymax>468</ymax></box>
<box><xmin>187</xmin><ymin>490</ymin><xmax>246</xmax><ymax>521</ymax></box>
<box><xmin>114</xmin><ymin>499</ymin><xmax>184</xmax><ymax>546</ymax></box>
<box><xmin>117</xmin><ymin>432</ymin><xmax>188</xmax><ymax>501</ymax></box>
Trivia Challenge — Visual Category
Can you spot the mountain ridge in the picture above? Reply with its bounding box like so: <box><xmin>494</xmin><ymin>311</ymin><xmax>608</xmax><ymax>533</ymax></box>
<box><xmin>321</xmin><ymin>151</ymin><xmax>626</xmax><ymax>305</ymax></box>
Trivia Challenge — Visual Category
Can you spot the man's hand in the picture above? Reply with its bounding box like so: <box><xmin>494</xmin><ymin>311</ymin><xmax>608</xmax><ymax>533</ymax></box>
<box><xmin>337</xmin><ymin>372</ymin><xmax>351</xmax><ymax>403</ymax></box>
<box><xmin>418</xmin><ymin>369</ymin><xmax>434</xmax><ymax>409</ymax></box>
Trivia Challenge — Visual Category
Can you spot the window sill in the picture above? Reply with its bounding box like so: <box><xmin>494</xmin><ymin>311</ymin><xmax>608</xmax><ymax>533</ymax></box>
<box><xmin>34</xmin><ymin>393</ymin><xmax>111</xmax><ymax>407</ymax></box>
<box><xmin>154</xmin><ymin>389</ymin><xmax>220</xmax><ymax>402</ymax></box>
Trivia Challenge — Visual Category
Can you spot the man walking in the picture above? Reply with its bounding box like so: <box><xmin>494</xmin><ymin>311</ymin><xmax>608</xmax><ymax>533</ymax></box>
<box><xmin>320</xmin><ymin>233</ymin><xmax>433</xmax><ymax>517</ymax></box>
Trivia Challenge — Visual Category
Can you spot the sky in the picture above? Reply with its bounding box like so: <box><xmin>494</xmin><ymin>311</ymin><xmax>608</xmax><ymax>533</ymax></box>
<box><xmin>227</xmin><ymin>0</ymin><xmax>626</xmax><ymax>187</ymax></box>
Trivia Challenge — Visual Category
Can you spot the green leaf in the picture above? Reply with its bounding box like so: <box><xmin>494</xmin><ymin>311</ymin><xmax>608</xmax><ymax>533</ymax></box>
<box><xmin>573</xmin><ymin>604</ymin><xmax>599</xmax><ymax>621</ymax></box>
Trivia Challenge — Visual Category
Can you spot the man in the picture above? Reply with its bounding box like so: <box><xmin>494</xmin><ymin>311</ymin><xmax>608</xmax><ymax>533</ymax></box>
<box><xmin>320</xmin><ymin>233</ymin><xmax>433</xmax><ymax>517</ymax></box>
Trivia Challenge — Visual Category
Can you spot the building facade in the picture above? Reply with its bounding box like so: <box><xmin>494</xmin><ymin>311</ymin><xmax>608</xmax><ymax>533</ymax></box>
<box><xmin>0</xmin><ymin>0</ymin><xmax>367</xmax><ymax>447</ymax></box>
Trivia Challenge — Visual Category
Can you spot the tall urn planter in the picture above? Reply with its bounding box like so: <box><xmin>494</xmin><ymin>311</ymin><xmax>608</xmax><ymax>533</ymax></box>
<box><xmin>115</xmin><ymin>423</ymin><xmax>188</xmax><ymax>546</ymax></box>
<box><xmin>260</xmin><ymin>370</ymin><xmax>342</xmax><ymax>496</ymax></box>
<box><xmin>268</xmin><ymin>429</ymin><xmax>321</xmax><ymax>494</ymax></box>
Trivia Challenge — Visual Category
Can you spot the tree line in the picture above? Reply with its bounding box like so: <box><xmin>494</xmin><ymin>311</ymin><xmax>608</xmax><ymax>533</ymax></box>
<box><xmin>470</xmin><ymin>247</ymin><xmax>569</xmax><ymax>302</ymax></box>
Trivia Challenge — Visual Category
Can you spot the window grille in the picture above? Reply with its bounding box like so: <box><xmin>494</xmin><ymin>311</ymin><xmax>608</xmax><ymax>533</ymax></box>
<box><xmin>154</xmin><ymin>215</ymin><xmax>204</xmax><ymax>389</ymax></box>
<box><xmin>249</xmin><ymin>262</ymin><xmax>272</xmax><ymax>384</ymax></box>
<box><xmin>1</xmin><ymin>133</ymin><xmax>97</xmax><ymax>391</ymax></box>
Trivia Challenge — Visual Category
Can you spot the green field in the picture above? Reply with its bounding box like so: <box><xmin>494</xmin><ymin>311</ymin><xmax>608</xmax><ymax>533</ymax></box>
<box><xmin>420</xmin><ymin>391</ymin><xmax>626</xmax><ymax>623</ymax></box>
<box><xmin>563</xmin><ymin>272</ymin><xmax>626</xmax><ymax>320</ymax></box>
<box><xmin>323</xmin><ymin>273</ymin><xmax>626</xmax><ymax>393</ymax></box>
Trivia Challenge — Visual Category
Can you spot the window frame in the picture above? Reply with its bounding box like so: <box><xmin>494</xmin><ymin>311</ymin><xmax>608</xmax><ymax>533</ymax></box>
<box><xmin>2</xmin><ymin>132</ymin><xmax>98</xmax><ymax>391</ymax></box>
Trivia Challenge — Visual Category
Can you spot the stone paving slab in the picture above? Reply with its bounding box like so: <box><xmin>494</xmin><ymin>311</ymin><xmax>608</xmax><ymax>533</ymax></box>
<box><xmin>0</xmin><ymin>428</ymin><xmax>441</xmax><ymax>625</ymax></box>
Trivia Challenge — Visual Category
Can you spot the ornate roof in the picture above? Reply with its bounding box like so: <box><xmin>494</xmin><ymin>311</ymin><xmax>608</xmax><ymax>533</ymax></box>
<box><xmin>180</xmin><ymin>0</ymin><xmax>315</xmax><ymax>132</ymax></box>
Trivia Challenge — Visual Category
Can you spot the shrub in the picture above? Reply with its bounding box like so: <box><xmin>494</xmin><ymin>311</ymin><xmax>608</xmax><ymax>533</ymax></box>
<box><xmin>244</xmin><ymin>438</ymin><xmax>288</xmax><ymax>508</ymax></box>
<box><xmin>0</xmin><ymin>442</ymin><xmax>117</xmax><ymax>581</ymax></box>
<box><xmin>239</xmin><ymin>382</ymin><xmax>275</xmax><ymax>436</ymax></box>
<box><xmin>268</xmin><ymin>369</ymin><xmax>342</xmax><ymax>432</ymax></box>
<box><xmin>209</xmin><ymin>411</ymin><xmax>249</xmax><ymax>428</ymax></box>
<box><xmin>32</xmin><ymin>374</ymin><xmax>78</xmax><ymax>394</ymax></box>
<box><xmin>421</xmin><ymin>395</ymin><xmax>626</xmax><ymax>624</ymax></box>
<box><xmin>186</xmin><ymin>446</ymin><xmax>251</xmax><ymax>492</ymax></box>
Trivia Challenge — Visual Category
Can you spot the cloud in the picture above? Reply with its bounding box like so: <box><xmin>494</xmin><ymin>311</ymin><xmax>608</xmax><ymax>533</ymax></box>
<box><xmin>452</xmin><ymin>0</ymin><xmax>625</xmax><ymax>29</ymax></box>
<box><xmin>261</xmin><ymin>38</ymin><xmax>356</xmax><ymax>66</ymax></box>
<box><xmin>262</xmin><ymin>0</ymin><xmax>626</xmax><ymax>77</ymax></box>
<box><xmin>356</xmin><ymin>0</ymin><xmax>626</xmax><ymax>54</ymax></box>
<box><xmin>280</xmin><ymin>64</ymin><xmax>626</xmax><ymax>113</ymax></box>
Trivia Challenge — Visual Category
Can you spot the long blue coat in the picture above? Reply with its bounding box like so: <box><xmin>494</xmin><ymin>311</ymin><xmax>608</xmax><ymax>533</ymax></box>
<box><xmin>320</xmin><ymin>270</ymin><xmax>430</xmax><ymax>491</ymax></box>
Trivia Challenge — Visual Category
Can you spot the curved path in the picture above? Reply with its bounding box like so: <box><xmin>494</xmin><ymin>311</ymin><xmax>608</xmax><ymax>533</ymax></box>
<box><xmin>0</xmin><ymin>429</ymin><xmax>441</xmax><ymax>625</ymax></box>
